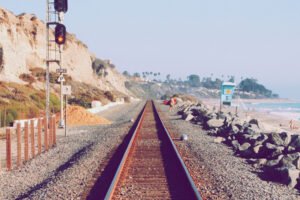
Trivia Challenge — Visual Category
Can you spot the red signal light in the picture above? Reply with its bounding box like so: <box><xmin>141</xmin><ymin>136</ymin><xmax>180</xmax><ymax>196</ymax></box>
<box><xmin>55</xmin><ymin>23</ymin><xmax>66</xmax><ymax>45</ymax></box>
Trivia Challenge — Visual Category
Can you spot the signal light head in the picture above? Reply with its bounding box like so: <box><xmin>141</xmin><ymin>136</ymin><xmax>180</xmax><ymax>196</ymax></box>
<box><xmin>54</xmin><ymin>0</ymin><xmax>68</xmax><ymax>13</ymax></box>
<box><xmin>55</xmin><ymin>23</ymin><xmax>66</xmax><ymax>45</ymax></box>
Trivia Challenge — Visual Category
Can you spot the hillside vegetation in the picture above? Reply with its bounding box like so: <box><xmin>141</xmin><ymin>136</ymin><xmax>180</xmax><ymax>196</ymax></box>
<box><xmin>125</xmin><ymin>72</ymin><xmax>278</xmax><ymax>99</ymax></box>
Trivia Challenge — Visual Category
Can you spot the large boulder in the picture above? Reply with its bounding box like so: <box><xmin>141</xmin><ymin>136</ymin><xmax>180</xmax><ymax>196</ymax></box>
<box><xmin>183</xmin><ymin>113</ymin><xmax>194</xmax><ymax>121</ymax></box>
<box><xmin>183</xmin><ymin>106</ymin><xmax>192</xmax><ymax>113</ymax></box>
<box><xmin>216</xmin><ymin>112</ymin><xmax>227</xmax><ymax>119</ymax></box>
<box><xmin>231</xmin><ymin>118</ymin><xmax>244</xmax><ymax>130</ymax></box>
<box><xmin>204</xmin><ymin>111</ymin><xmax>217</xmax><ymax>120</ymax></box>
<box><xmin>261</xmin><ymin>143</ymin><xmax>284</xmax><ymax>159</ymax></box>
<box><xmin>289</xmin><ymin>135</ymin><xmax>300</xmax><ymax>151</ymax></box>
<box><xmin>246</xmin><ymin>133</ymin><xmax>268</xmax><ymax>146</ymax></box>
<box><xmin>289</xmin><ymin>152</ymin><xmax>300</xmax><ymax>160</ymax></box>
<box><xmin>206</xmin><ymin>118</ymin><xmax>224</xmax><ymax>129</ymax></box>
<box><xmin>279</xmin><ymin>132</ymin><xmax>292</xmax><ymax>146</ymax></box>
<box><xmin>238</xmin><ymin>142</ymin><xmax>253</xmax><ymax>157</ymax></box>
<box><xmin>230</xmin><ymin>124</ymin><xmax>240</xmax><ymax>135</ymax></box>
<box><xmin>287</xmin><ymin>146</ymin><xmax>296</xmax><ymax>153</ymax></box>
<box><xmin>214</xmin><ymin>137</ymin><xmax>226</xmax><ymax>143</ymax></box>
<box><xmin>243</xmin><ymin>124</ymin><xmax>260</xmax><ymax>135</ymax></box>
<box><xmin>231</xmin><ymin>140</ymin><xmax>240</xmax><ymax>151</ymax></box>
<box><xmin>273</xmin><ymin>167</ymin><xmax>300</xmax><ymax>188</ymax></box>
<box><xmin>268</xmin><ymin>132</ymin><xmax>290</xmax><ymax>147</ymax></box>
<box><xmin>294</xmin><ymin>157</ymin><xmax>300</xmax><ymax>170</ymax></box>
<box><xmin>253</xmin><ymin>144</ymin><xmax>264</xmax><ymax>155</ymax></box>
<box><xmin>191</xmin><ymin>107</ymin><xmax>207</xmax><ymax>116</ymax></box>
<box><xmin>278</xmin><ymin>155</ymin><xmax>297</xmax><ymax>169</ymax></box>
<box><xmin>239</xmin><ymin>142</ymin><xmax>251</xmax><ymax>151</ymax></box>
<box><xmin>253</xmin><ymin>134</ymin><xmax>268</xmax><ymax>146</ymax></box>
<box><xmin>256</xmin><ymin>158</ymin><xmax>268</xmax><ymax>166</ymax></box>
<box><xmin>249</xmin><ymin>118</ymin><xmax>260</xmax><ymax>128</ymax></box>
<box><xmin>265</xmin><ymin>155</ymin><xmax>284</xmax><ymax>167</ymax></box>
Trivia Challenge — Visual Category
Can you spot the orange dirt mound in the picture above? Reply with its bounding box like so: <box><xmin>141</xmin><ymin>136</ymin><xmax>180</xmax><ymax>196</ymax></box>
<box><xmin>66</xmin><ymin>105</ymin><xmax>111</xmax><ymax>126</ymax></box>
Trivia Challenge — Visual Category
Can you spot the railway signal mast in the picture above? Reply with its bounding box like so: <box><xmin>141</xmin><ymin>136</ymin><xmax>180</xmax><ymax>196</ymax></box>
<box><xmin>46</xmin><ymin>0</ymin><xmax>68</xmax><ymax>128</ymax></box>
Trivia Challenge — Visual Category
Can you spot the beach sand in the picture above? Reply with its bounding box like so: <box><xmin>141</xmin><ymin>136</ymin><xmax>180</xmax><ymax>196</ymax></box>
<box><xmin>201</xmin><ymin>98</ymin><xmax>300</xmax><ymax>134</ymax></box>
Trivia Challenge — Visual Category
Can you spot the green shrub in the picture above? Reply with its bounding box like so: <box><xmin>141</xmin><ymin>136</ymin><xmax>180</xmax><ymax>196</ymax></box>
<box><xmin>30</xmin><ymin>93</ymin><xmax>40</xmax><ymax>102</ymax></box>
<box><xmin>30</xmin><ymin>93</ymin><xmax>46</xmax><ymax>109</ymax></box>
<box><xmin>19</xmin><ymin>73</ymin><xmax>35</xmax><ymax>84</ymax></box>
<box><xmin>6</xmin><ymin>113</ymin><xmax>15</xmax><ymax>126</ymax></box>
<box><xmin>7</xmin><ymin>108</ymin><xmax>18</xmax><ymax>119</ymax></box>
<box><xmin>0</xmin><ymin>108</ymin><xmax>18</xmax><ymax>126</ymax></box>
<box><xmin>68</xmin><ymin>97</ymin><xmax>91</xmax><ymax>108</ymax></box>
<box><xmin>50</xmin><ymin>93</ymin><xmax>60</xmax><ymax>112</ymax></box>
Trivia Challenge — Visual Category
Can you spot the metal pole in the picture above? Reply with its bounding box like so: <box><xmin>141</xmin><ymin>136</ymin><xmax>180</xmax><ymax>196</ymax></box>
<box><xmin>59</xmin><ymin>75</ymin><xmax>65</xmax><ymax>128</ymax></box>
<box><xmin>65</xmin><ymin>94</ymin><xmax>67</xmax><ymax>137</ymax></box>
<box><xmin>46</xmin><ymin>0</ymin><xmax>50</xmax><ymax>124</ymax></box>
<box><xmin>58</xmin><ymin>12</ymin><xmax>65</xmax><ymax>128</ymax></box>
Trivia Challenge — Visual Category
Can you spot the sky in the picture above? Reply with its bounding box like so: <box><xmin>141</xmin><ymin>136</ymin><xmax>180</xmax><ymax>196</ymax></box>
<box><xmin>1</xmin><ymin>1</ymin><xmax>300</xmax><ymax>99</ymax></box>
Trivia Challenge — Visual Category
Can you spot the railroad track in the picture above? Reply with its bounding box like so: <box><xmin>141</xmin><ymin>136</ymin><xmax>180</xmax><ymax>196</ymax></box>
<box><xmin>87</xmin><ymin>100</ymin><xmax>201</xmax><ymax>200</ymax></box>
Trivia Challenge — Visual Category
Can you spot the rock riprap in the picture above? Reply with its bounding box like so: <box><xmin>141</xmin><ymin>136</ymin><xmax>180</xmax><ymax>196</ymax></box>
<box><xmin>175</xmin><ymin>101</ymin><xmax>300</xmax><ymax>189</ymax></box>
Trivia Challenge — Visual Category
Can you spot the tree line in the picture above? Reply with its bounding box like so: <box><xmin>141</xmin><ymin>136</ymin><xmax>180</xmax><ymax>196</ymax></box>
<box><xmin>123</xmin><ymin>71</ymin><xmax>278</xmax><ymax>98</ymax></box>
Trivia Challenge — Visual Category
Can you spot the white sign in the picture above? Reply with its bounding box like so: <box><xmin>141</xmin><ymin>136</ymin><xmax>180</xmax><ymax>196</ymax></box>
<box><xmin>62</xmin><ymin>85</ymin><xmax>72</xmax><ymax>95</ymax></box>
<box><xmin>57</xmin><ymin>74</ymin><xmax>65</xmax><ymax>82</ymax></box>
<box><xmin>56</xmin><ymin>68</ymin><xmax>67</xmax><ymax>73</ymax></box>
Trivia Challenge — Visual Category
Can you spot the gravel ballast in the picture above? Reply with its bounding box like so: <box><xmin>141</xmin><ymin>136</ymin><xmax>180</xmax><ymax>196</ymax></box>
<box><xmin>157</xmin><ymin>102</ymin><xmax>300</xmax><ymax>200</ymax></box>
<box><xmin>0</xmin><ymin>101</ymin><xmax>145</xmax><ymax>200</ymax></box>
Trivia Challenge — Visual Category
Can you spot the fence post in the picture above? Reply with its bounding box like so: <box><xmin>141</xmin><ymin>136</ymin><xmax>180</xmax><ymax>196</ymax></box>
<box><xmin>6</xmin><ymin>128</ymin><xmax>11</xmax><ymax>171</ymax></box>
<box><xmin>30</xmin><ymin>120</ymin><xmax>35</xmax><ymax>158</ymax></box>
<box><xmin>53</xmin><ymin>116</ymin><xmax>56</xmax><ymax>145</ymax></box>
<box><xmin>24</xmin><ymin>121</ymin><xmax>29</xmax><ymax>161</ymax></box>
<box><xmin>38</xmin><ymin>118</ymin><xmax>42</xmax><ymax>154</ymax></box>
<box><xmin>17</xmin><ymin>123</ymin><xmax>21</xmax><ymax>167</ymax></box>
<box><xmin>49</xmin><ymin>117</ymin><xmax>53</xmax><ymax>148</ymax></box>
<box><xmin>44</xmin><ymin>118</ymin><xmax>48</xmax><ymax>151</ymax></box>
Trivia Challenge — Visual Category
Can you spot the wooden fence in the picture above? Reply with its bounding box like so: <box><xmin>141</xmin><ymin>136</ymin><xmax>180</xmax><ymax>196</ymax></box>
<box><xmin>2</xmin><ymin>115</ymin><xmax>57</xmax><ymax>171</ymax></box>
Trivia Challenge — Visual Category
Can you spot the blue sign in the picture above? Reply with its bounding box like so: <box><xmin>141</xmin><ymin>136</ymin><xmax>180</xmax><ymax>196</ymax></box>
<box><xmin>221</xmin><ymin>82</ymin><xmax>235</xmax><ymax>106</ymax></box>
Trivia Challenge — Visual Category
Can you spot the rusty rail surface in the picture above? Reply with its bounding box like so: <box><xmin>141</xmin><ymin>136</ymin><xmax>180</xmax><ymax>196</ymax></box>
<box><xmin>102</xmin><ymin>100</ymin><xmax>201</xmax><ymax>200</ymax></box>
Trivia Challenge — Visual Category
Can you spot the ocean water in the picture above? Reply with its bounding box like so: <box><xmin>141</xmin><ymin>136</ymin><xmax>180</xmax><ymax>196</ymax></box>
<box><xmin>244</xmin><ymin>102</ymin><xmax>300</xmax><ymax>120</ymax></box>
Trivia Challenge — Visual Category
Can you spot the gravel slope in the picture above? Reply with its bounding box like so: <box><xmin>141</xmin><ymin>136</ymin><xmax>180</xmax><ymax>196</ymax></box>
<box><xmin>0</xmin><ymin>101</ymin><xmax>145</xmax><ymax>200</ymax></box>
<box><xmin>157</xmin><ymin>102</ymin><xmax>300</xmax><ymax>200</ymax></box>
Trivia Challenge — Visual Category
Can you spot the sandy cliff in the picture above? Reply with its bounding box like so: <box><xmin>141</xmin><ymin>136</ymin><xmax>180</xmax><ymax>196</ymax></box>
<box><xmin>0</xmin><ymin>7</ymin><xmax>131</xmax><ymax>96</ymax></box>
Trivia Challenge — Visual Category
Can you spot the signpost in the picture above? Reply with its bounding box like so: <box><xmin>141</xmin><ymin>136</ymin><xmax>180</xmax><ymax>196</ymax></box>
<box><xmin>56</xmin><ymin>68</ymin><xmax>67</xmax><ymax>73</ymax></box>
<box><xmin>62</xmin><ymin>85</ymin><xmax>71</xmax><ymax>137</ymax></box>
<box><xmin>220</xmin><ymin>82</ymin><xmax>236</xmax><ymax>110</ymax></box>
<box><xmin>57</xmin><ymin>74</ymin><xmax>65</xmax><ymax>82</ymax></box>
<box><xmin>62</xmin><ymin>85</ymin><xmax>72</xmax><ymax>95</ymax></box>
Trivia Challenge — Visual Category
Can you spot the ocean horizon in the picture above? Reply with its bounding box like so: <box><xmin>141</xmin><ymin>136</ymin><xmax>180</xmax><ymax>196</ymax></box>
<box><xmin>243</xmin><ymin>101</ymin><xmax>300</xmax><ymax>121</ymax></box>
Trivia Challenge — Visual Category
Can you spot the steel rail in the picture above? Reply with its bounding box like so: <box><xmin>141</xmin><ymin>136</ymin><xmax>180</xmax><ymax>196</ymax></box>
<box><xmin>104</xmin><ymin>102</ymin><xmax>147</xmax><ymax>200</ymax></box>
<box><xmin>153</xmin><ymin>101</ymin><xmax>202</xmax><ymax>200</ymax></box>
<box><xmin>104</xmin><ymin>100</ymin><xmax>202</xmax><ymax>200</ymax></box>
